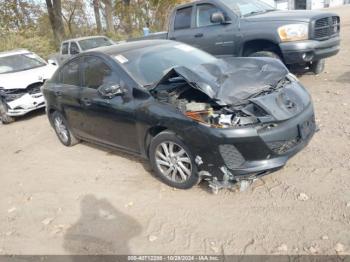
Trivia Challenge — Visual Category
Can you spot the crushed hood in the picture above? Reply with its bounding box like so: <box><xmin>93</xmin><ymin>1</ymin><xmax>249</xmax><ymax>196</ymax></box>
<box><xmin>153</xmin><ymin>57</ymin><xmax>289</xmax><ymax>106</ymax></box>
<box><xmin>0</xmin><ymin>64</ymin><xmax>57</xmax><ymax>90</ymax></box>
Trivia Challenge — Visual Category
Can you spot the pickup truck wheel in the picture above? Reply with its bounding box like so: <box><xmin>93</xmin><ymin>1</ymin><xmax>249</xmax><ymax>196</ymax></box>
<box><xmin>149</xmin><ymin>131</ymin><xmax>200</xmax><ymax>190</ymax></box>
<box><xmin>0</xmin><ymin>99</ymin><xmax>15</xmax><ymax>124</ymax></box>
<box><xmin>248</xmin><ymin>51</ymin><xmax>281</xmax><ymax>61</ymax></box>
<box><xmin>310</xmin><ymin>59</ymin><xmax>325</xmax><ymax>75</ymax></box>
<box><xmin>51</xmin><ymin>111</ymin><xmax>79</xmax><ymax>146</ymax></box>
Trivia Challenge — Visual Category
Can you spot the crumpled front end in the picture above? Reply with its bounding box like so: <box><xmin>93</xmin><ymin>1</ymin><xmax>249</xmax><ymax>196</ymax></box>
<box><xmin>150</xmin><ymin>57</ymin><xmax>316</xmax><ymax>192</ymax></box>
<box><xmin>0</xmin><ymin>83</ymin><xmax>46</xmax><ymax>116</ymax></box>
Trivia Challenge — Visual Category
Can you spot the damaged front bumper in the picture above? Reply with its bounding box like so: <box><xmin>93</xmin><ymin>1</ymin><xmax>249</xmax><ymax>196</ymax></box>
<box><xmin>0</xmin><ymin>86</ymin><xmax>46</xmax><ymax>117</ymax></box>
<box><xmin>6</xmin><ymin>94</ymin><xmax>45</xmax><ymax>116</ymax></box>
<box><xmin>183</xmin><ymin>102</ymin><xmax>316</xmax><ymax>183</ymax></box>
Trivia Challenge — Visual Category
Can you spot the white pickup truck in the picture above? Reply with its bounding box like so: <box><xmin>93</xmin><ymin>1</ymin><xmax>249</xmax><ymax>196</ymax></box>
<box><xmin>49</xmin><ymin>36</ymin><xmax>115</xmax><ymax>66</ymax></box>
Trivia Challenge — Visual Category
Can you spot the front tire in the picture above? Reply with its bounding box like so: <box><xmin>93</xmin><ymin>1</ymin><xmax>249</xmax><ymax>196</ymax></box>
<box><xmin>248</xmin><ymin>51</ymin><xmax>281</xmax><ymax>61</ymax></box>
<box><xmin>51</xmin><ymin>111</ymin><xmax>79</xmax><ymax>147</ymax></box>
<box><xmin>0</xmin><ymin>99</ymin><xmax>15</xmax><ymax>124</ymax></box>
<box><xmin>310</xmin><ymin>59</ymin><xmax>325</xmax><ymax>75</ymax></box>
<box><xmin>149</xmin><ymin>131</ymin><xmax>200</xmax><ymax>189</ymax></box>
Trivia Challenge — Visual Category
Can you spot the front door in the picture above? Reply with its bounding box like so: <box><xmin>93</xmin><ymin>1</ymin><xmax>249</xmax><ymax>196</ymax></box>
<box><xmin>191</xmin><ymin>3</ymin><xmax>238</xmax><ymax>57</ymax></box>
<box><xmin>78</xmin><ymin>55</ymin><xmax>139</xmax><ymax>153</ymax></box>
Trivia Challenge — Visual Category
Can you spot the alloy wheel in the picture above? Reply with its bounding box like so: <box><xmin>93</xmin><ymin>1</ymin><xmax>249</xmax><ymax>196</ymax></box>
<box><xmin>155</xmin><ymin>141</ymin><xmax>192</xmax><ymax>183</ymax></box>
<box><xmin>54</xmin><ymin>115</ymin><xmax>69</xmax><ymax>144</ymax></box>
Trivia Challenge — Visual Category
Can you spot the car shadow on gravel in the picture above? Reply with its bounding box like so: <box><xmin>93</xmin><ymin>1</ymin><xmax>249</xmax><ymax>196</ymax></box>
<box><xmin>81</xmin><ymin>142</ymin><xmax>218</xmax><ymax>193</ymax></box>
<box><xmin>289</xmin><ymin>66</ymin><xmax>315</xmax><ymax>76</ymax></box>
<box><xmin>63</xmin><ymin>194</ymin><xmax>142</xmax><ymax>255</ymax></box>
<box><xmin>1</xmin><ymin>108</ymin><xmax>46</xmax><ymax>125</ymax></box>
<box><xmin>82</xmin><ymin>142</ymin><xmax>153</xmax><ymax>172</ymax></box>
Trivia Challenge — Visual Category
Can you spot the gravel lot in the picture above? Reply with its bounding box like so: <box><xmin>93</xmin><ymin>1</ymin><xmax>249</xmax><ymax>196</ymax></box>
<box><xmin>0</xmin><ymin>6</ymin><xmax>349</xmax><ymax>255</ymax></box>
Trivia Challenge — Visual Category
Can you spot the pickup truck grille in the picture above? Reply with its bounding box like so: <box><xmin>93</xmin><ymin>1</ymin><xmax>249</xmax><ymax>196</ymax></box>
<box><xmin>313</xmin><ymin>16</ymin><xmax>340</xmax><ymax>40</ymax></box>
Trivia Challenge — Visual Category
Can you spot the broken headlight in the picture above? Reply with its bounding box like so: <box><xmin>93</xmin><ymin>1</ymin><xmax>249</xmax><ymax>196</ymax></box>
<box><xmin>0</xmin><ymin>87</ymin><xmax>26</xmax><ymax>102</ymax></box>
<box><xmin>184</xmin><ymin>102</ymin><xmax>259</xmax><ymax>129</ymax></box>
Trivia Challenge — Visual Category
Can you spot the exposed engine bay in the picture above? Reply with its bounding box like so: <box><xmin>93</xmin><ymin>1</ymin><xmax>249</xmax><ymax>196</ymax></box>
<box><xmin>0</xmin><ymin>83</ymin><xmax>43</xmax><ymax>102</ymax></box>
<box><xmin>150</xmin><ymin>72</ymin><xmax>293</xmax><ymax>128</ymax></box>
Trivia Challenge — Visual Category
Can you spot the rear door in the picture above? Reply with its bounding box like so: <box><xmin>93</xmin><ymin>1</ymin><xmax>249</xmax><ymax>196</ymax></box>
<box><xmin>55</xmin><ymin>57</ymin><xmax>83</xmax><ymax>134</ymax></box>
<box><xmin>78</xmin><ymin>55</ymin><xmax>139</xmax><ymax>152</ymax></box>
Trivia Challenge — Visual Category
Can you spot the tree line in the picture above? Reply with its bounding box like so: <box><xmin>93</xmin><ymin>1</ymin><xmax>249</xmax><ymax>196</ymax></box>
<box><xmin>0</xmin><ymin>0</ymin><xmax>187</xmax><ymax>55</ymax></box>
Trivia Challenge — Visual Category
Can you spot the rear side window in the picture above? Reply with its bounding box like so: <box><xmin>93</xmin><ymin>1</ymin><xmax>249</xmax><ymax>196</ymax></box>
<box><xmin>83</xmin><ymin>56</ymin><xmax>113</xmax><ymax>89</ymax></box>
<box><xmin>174</xmin><ymin>7</ymin><xmax>193</xmax><ymax>30</ymax></box>
<box><xmin>62</xmin><ymin>43</ymin><xmax>69</xmax><ymax>55</ymax></box>
<box><xmin>61</xmin><ymin>59</ymin><xmax>80</xmax><ymax>86</ymax></box>
<box><xmin>196</xmin><ymin>4</ymin><xmax>221</xmax><ymax>27</ymax></box>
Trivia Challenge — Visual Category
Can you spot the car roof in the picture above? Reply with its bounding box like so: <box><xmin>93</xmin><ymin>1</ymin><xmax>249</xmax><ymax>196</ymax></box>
<box><xmin>0</xmin><ymin>49</ymin><xmax>31</xmax><ymax>58</ymax></box>
<box><xmin>88</xmin><ymin>40</ymin><xmax>173</xmax><ymax>57</ymax></box>
<box><xmin>63</xmin><ymin>35</ymin><xmax>110</xmax><ymax>43</ymax></box>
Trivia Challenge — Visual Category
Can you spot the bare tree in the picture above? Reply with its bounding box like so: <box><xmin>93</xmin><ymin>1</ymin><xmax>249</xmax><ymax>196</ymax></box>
<box><xmin>45</xmin><ymin>0</ymin><xmax>65</xmax><ymax>45</ymax></box>
<box><xmin>101</xmin><ymin>0</ymin><xmax>114</xmax><ymax>34</ymax></box>
<box><xmin>92</xmin><ymin>0</ymin><xmax>102</xmax><ymax>33</ymax></box>
<box><xmin>62</xmin><ymin>0</ymin><xmax>86</xmax><ymax>36</ymax></box>
<box><xmin>122</xmin><ymin>0</ymin><xmax>132</xmax><ymax>36</ymax></box>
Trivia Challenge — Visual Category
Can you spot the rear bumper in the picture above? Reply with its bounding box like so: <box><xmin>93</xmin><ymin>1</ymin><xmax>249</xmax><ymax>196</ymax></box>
<box><xmin>279</xmin><ymin>36</ymin><xmax>340</xmax><ymax>64</ymax></box>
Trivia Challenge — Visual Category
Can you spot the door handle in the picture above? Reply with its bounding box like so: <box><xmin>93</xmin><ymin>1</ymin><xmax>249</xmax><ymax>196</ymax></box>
<box><xmin>169</xmin><ymin>37</ymin><xmax>176</xmax><ymax>40</ymax></box>
<box><xmin>194</xmin><ymin>33</ymin><xmax>204</xmax><ymax>38</ymax></box>
<box><xmin>81</xmin><ymin>98</ymin><xmax>92</xmax><ymax>106</ymax></box>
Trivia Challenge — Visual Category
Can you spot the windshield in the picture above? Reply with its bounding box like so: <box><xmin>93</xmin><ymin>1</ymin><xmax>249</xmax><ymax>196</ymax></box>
<box><xmin>221</xmin><ymin>0</ymin><xmax>275</xmax><ymax>16</ymax></box>
<box><xmin>78</xmin><ymin>37</ymin><xmax>113</xmax><ymax>51</ymax></box>
<box><xmin>0</xmin><ymin>53</ymin><xmax>46</xmax><ymax>74</ymax></box>
<box><xmin>115</xmin><ymin>43</ymin><xmax>217</xmax><ymax>86</ymax></box>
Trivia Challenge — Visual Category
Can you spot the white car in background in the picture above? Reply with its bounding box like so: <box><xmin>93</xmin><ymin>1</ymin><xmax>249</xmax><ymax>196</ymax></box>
<box><xmin>0</xmin><ymin>49</ymin><xmax>57</xmax><ymax>124</ymax></box>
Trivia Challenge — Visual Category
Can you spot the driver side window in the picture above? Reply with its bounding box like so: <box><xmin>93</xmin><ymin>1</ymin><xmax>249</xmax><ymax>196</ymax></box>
<box><xmin>83</xmin><ymin>56</ymin><xmax>113</xmax><ymax>89</ymax></box>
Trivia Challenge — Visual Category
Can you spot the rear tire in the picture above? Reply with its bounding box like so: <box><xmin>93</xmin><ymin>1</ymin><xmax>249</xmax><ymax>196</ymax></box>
<box><xmin>248</xmin><ymin>51</ymin><xmax>281</xmax><ymax>61</ymax></box>
<box><xmin>0</xmin><ymin>99</ymin><xmax>15</xmax><ymax>124</ymax></box>
<box><xmin>149</xmin><ymin>131</ymin><xmax>200</xmax><ymax>190</ymax></box>
<box><xmin>51</xmin><ymin>111</ymin><xmax>79</xmax><ymax>147</ymax></box>
<box><xmin>310</xmin><ymin>59</ymin><xmax>325</xmax><ymax>75</ymax></box>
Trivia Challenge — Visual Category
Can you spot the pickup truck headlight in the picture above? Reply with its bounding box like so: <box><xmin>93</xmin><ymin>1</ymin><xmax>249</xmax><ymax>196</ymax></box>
<box><xmin>278</xmin><ymin>24</ymin><xmax>308</xmax><ymax>42</ymax></box>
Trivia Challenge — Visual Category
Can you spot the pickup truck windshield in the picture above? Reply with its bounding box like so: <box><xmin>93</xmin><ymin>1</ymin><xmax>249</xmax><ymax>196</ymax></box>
<box><xmin>116</xmin><ymin>43</ymin><xmax>217</xmax><ymax>86</ymax></box>
<box><xmin>0</xmin><ymin>53</ymin><xmax>46</xmax><ymax>74</ymax></box>
<box><xmin>221</xmin><ymin>0</ymin><xmax>275</xmax><ymax>16</ymax></box>
<box><xmin>78</xmin><ymin>37</ymin><xmax>113</xmax><ymax>51</ymax></box>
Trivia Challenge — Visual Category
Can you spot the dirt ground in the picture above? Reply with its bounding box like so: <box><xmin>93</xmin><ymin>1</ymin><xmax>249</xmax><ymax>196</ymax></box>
<box><xmin>0</xmin><ymin>6</ymin><xmax>350</xmax><ymax>256</ymax></box>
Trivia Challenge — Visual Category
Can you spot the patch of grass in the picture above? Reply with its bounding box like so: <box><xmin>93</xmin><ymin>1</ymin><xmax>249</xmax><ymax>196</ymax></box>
<box><xmin>0</xmin><ymin>30</ymin><xmax>56</xmax><ymax>60</ymax></box>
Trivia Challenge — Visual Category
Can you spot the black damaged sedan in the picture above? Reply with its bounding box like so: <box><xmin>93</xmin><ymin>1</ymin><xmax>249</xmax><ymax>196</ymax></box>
<box><xmin>42</xmin><ymin>40</ymin><xmax>316</xmax><ymax>192</ymax></box>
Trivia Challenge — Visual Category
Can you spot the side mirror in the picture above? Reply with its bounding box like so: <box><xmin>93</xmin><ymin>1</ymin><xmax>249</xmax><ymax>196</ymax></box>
<box><xmin>98</xmin><ymin>83</ymin><xmax>125</xmax><ymax>99</ymax></box>
<box><xmin>47</xmin><ymin>59</ymin><xmax>58</xmax><ymax>66</ymax></box>
<box><xmin>210</xmin><ymin>12</ymin><xmax>227</xmax><ymax>24</ymax></box>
